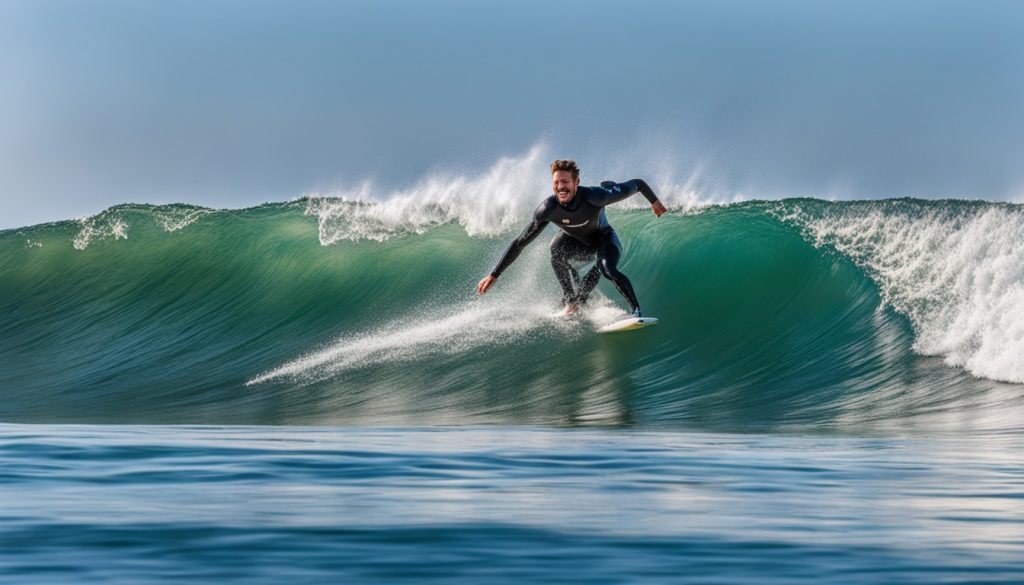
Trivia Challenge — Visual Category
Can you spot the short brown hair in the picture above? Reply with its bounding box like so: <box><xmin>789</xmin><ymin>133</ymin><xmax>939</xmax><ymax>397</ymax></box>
<box><xmin>550</xmin><ymin>159</ymin><xmax>580</xmax><ymax>180</ymax></box>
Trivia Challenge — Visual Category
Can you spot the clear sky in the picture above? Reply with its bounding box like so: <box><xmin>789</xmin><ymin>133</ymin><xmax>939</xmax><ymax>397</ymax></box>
<box><xmin>2</xmin><ymin>0</ymin><xmax>1023</xmax><ymax>229</ymax></box>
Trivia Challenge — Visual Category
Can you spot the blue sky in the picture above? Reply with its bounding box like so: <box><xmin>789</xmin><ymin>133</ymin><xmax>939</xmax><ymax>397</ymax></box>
<box><xmin>2</xmin><ymin>0</ymin><xmax>1023</xmax><ymax>229</ymax></box>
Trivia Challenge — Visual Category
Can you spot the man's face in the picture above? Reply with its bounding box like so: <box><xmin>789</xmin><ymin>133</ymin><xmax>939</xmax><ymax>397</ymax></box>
<box><xmin>553</xmin><ymin>171</ymin><xmax>580</xmax><ymax>204</ymax></box>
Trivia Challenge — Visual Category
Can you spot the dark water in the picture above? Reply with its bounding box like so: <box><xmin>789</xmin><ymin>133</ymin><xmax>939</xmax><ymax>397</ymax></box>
<box><xmin>3</xmin><ymin>425</ymin><xmax>1023</xmax><ymax>584</ymax></box>
<box><xmin>2</xmin><ymin>198</ymin><xmax>1024</xmax><ymax>582</ymax></box>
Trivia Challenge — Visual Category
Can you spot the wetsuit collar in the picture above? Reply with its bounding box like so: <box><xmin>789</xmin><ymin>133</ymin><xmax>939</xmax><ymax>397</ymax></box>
<box><xmin>557</xmin><ymin>190</ymin><xmax>582</xmax><ymax>211</ymax></box>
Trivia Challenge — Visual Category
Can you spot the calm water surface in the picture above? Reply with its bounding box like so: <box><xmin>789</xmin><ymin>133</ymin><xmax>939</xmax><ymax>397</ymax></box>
<box><xmin>2</xmin><ymin>425</ymin><xmax>1022</xmax><ymax>584</ymax></box>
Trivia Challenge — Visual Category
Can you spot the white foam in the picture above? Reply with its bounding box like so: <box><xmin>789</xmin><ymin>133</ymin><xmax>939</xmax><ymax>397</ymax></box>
<box><xmin>67</xmin><ymin>144</ymin><xmax>723</xmax><ymax>248</ymax></box>
<box><xmin>73</xmin><ymin>212</ymin><xmax>129</xmax><ymax>250</ymax></box>
<box><xmin>72</xmin><ymin>205</ymin><xmax>210</xmax><ymax>250</ymax></box>
<box><xmin>19</xmin><ymin>231</ymin><xmax>43</xmax><ymax>249</ymax></box>
<box><xmin>152</xmin><ymin>206</ymin><xmax>210</xmax><ymax>232</ymax></box>
<box><xmin>788</xmin><ymin>201</ymin><xmax>1024</xmax><ymax>384</ymax></box>
<box><xmin>303</xmin><ymin>143</ymin><xmax>720</xmax><ymax>245</ymax></box>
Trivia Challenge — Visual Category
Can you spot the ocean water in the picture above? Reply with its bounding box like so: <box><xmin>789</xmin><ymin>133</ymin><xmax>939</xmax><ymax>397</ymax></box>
<box><xmin>2</xmin><ymin>425</ymin><xmax>1023</xmax><ymax>584</ymax></box>
<box><xmin>2</xmin><ymin>186</ymin><xmax>1024</xmax><ymax>582</ymax></box>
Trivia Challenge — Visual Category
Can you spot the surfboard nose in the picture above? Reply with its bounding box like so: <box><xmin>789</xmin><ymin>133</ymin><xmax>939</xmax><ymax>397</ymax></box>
<box><xmin>597</xmin><ymin>316</ymin><xmax>659</xmax><ymax>333</ymax></box>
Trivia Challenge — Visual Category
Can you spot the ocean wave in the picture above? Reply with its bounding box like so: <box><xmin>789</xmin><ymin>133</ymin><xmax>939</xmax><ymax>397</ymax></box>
<box><xmin>2</xmin><ymin>195</ymin><xmax>1023</xmax><ymax>430</ymax></box>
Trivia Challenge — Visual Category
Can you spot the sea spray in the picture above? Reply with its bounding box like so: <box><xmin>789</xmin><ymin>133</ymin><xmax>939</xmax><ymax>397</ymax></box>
<box><xmin>302</xmin><ymin>145</ymin><xmax>713</xmax><ymax>245</ymax></box>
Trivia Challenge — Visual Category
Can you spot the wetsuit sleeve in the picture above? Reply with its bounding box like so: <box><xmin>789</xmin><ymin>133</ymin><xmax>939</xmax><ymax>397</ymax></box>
<box><xmin>489</xmin><ymin>202</ymin><xmax>551</xmax><ymax>277</ymax></box>
<box><xmin>593</xmin><ymin>179</ymin><xmax>660</xmax><ymax>206</ymax></box>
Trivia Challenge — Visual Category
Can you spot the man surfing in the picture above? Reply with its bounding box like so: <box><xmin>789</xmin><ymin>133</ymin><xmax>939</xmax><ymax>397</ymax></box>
<box><xmin>476</xmin><ymin>159</ymin><xmax>666</xmax><ymax>316</ymax></box>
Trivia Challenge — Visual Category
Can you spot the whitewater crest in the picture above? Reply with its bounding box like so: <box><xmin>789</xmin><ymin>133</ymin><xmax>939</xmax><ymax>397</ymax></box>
<box><xmin>779</xmin><ymin>200</ymin><xmax>1024</xmax><ymax>384</ymax></box>
<box><xmin>303</xmin><ymin>146</ymin><xmax>550</xmax><ymax>245</ymax></box>
<box><xmin>303</xmin><ymin>145</ymin><xmax>713</xmax><ymax>245</ymax></box>
<box><xmin>51</xmin><ymin>145</ymin><xmax>714</xmax><ymax>249</ymax></box>
<box><xmin>74</xmin><ymin>212</ymin><xmax>130</xmax><ymax>251</ymax></box>
<box><xmin>152</xmin><ymin>206</ymin><xmax>211</xmax><ymax>233</ymax></box>
<box><xmin>72</xmin><ymin>204</ymin><xmax>212</xmax><ymax>250</ymax></box>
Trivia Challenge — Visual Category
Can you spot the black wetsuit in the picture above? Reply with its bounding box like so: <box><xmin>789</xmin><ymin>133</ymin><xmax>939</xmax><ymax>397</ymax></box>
<box><xmin>489</xmin><ymin>179</ymin><xmax>659</xmax><ymax>312</ymax></box>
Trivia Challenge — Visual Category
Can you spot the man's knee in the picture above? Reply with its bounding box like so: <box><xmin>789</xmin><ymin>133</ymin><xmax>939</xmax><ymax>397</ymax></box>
<box><xmin>598</xmin><ymin>259</ymin><xmax>619</xmax><ymax>280</ymax></box>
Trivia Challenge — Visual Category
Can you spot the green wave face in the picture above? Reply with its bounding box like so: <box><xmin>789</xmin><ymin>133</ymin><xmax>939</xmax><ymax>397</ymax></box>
<box><xmin>2</xmin><ymin>199</ymin><xmax>1021</xmax><ymax>432</ymax></box>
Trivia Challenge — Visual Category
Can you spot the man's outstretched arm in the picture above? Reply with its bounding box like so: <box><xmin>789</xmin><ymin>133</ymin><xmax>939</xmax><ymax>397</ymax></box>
<box><xmin>476</xmin><ymin>208</ymin><xmax>550</xmax><ymax>295</ymax></box>
<box><xmin>598</xmin><ymin>179</ymin><xmax>667</xmax><ymax>217</ymax></box>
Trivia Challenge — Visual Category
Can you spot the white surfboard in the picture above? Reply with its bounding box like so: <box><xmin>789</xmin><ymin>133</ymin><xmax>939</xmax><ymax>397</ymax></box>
<box><xmin>597</xmin><ymin>316</ymin><xmax>659</xmax><ymax>333</ymax></box>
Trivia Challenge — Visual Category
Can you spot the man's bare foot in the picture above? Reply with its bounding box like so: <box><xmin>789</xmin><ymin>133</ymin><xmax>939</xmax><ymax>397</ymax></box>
<box><xmin>559</xmin><ymin>304</ymin><xmax>579</xmax><ymax>317</ymax></box>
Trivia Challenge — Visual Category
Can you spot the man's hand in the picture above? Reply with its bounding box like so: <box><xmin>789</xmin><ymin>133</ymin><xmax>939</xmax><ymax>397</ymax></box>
<box><xmin>476</xmin><ymin>274</ymin><xmax>497</xmax><ymax>295</ymax></box>
<box><xmin>651</xmin><ymin>200</ymin><xmax>667</xmax><ymax>217</ymax></box>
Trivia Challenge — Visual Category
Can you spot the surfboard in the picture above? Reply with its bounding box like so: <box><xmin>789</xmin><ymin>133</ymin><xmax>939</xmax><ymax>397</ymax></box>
<box><xmin>597</xmin><ymin>317</ymin><xmax>659</xmax><ymax>333</ymax></box>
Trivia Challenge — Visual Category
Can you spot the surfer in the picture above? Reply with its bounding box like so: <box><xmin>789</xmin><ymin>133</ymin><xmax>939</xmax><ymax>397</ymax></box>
<box><xmin>476</xmin><ymin>159</ymin><xmax>666</xmax><ymax>316</ymax></box>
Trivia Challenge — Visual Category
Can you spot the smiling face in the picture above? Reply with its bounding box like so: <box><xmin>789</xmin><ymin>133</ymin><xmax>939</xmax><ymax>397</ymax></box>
<box><xmin>552</xmin><ymin>170</ymin><xmax>580</xmax><ymax>204</ymax></box>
